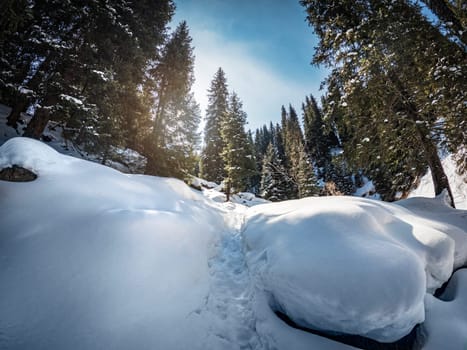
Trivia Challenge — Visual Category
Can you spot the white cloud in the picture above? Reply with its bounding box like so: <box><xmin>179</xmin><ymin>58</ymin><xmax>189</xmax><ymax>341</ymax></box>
<box><xmin>190</xmin><ymin>27</ymin><xmax>325</xmax><ymax>131</ymax></box>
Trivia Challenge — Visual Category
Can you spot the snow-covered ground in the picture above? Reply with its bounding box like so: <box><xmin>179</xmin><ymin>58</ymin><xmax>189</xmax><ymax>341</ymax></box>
<box><xmin>409</xmin><ymin>154</ymin><xmax>467</xmax><ymax>209</ymax></box>
<box><xmin>0</xmin><ymin>137</ymin><xmax>466</xmax><ymax>350</ymax></box>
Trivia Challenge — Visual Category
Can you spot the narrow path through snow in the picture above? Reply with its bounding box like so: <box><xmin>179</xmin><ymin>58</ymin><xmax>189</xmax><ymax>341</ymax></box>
<box><xmin>203</xmin><ymin>203</ymin><xmax>263</xmax><ymax>350</ymax></box>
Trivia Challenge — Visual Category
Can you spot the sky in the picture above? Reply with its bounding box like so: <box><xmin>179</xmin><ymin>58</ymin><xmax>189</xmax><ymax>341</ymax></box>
<box><xmin>171</xmin><ymin>0</ymin><xmax>328</xmax><ymax>132</ymax></box>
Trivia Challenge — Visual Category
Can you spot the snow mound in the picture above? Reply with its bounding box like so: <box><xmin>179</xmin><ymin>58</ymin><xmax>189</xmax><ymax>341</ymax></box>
<box><xmin>422</xmin><ymin>269</ymin><xmax>467</xmax><ymax>350</ymax></box>
<box><xmin>0</xmin><ymin>106</ymin><xmax>147</xmax><ymax>173</ymax></box>
<box><xmin>244</xmin><ymin>196</ymin><xmax>457</xmax><ymax>342</ymax></box>
<box><xmin>231</xmin><ymin>192</ymin><xmax>270</xmax><ymax>207</ymax></box>
<box><xmin>190</xmin><ymin>176</ymin><xmax>218</xmax><ymax>189</ymax></box>
<box><xmin>397</xmin><ymin>192</ymin><xmax>467</xmax><ymax>269</ymax></box>
<box><xmin>200</xmin><ymin>186</ymin><xmax>269</xmax><ymax>207</ymax></box>
<box><xmin>0</xmin><ymin>137</ymin><xmax>64</xmax><ymax>174</ymax></box>
<box><xmin>0</xmin><ymin>137</ymin><xmax>226</xmax><ymax>350</ymax></box>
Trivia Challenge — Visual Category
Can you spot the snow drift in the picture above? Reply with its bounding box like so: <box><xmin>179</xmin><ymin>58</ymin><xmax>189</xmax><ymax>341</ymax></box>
<box><xmin>422</xmin><ymin>269</ymin><xmax>467</xmax><ymax>350</ymax></box>
<box><xmin>244</xmin><ymin>196</ymin><xmax>462</xmax><ymax>342</ymax></box>
<box><xmin>0</xmin><ymin>137</ymin><xmax>226</xmax><ymax>350</ymax></box>
<box><xmin>1</xmin><ymin>137</ymin><xmax>466</xmax><ymax>349</ymax></box>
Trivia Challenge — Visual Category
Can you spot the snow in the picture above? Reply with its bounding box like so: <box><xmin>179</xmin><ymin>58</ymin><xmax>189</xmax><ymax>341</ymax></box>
<box><xmin>1</xmin><ymin>137</ymin><xmax>466</xmax><ymax>349</ymax></box>
<box><xmin>18</xmin><ymin>87</ymin><xmax>34</xmax><ymax>95</ymax></box>
<box><xmin>0</xmin><ymin>104</ymin><xmax>147</xmax><ymax>173</ymax></box>
<box><xmin>91</xmin><ymin>69</ymin><xmax>109</xmax><ymax>81</ymax></box>
<box><xmin>0</xmin><ymin>136</ymin><xmax>64</xmax><ymax>174</ymax></box>
<box><xmin>60</xmin><ymin>94</ymin><xmax>83</xmax><ymax>106</ymax></box>
<box><xmin>397</xmin><ymin>192</ymin><xmax>467</xmax><ymax>270</ymax></box>
<box><xmin>422</xmin><ymin>269</ymin><xmax>467</xmax><ymax>350</ymax></box>
<box><xmin>232</xmin><ymin>192</ymin><xmax>270</xmax><ymax>207</ymax></box>
<box><xmin>190</xmin><ymin>175</ymin><xmax>218</xmax><ymax>189</ymax></box>
<box><xmin>353</xmin><ymin>176</ymin><xmax>381</xmax><ymax>200</ymax></box>
<box><xmin>0</xmin><ymin>137</ymin><xmax>226</xmax><ymax>350</ymax></box>
<box><xmin>243</xmin><ymin>196</ymin><xmax>457</xmax><ymax>342</ymax></box>
<box><xmin>409</xmin><ymin>153</ymin><xmax>467</xmax><ymax>209</ymax></box>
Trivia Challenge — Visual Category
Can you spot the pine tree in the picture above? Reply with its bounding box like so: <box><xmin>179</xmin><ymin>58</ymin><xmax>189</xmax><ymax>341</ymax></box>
<box><xmin>145</xmin><ymin>21</ymin><xmax>200</xmax><ymax>178</ymax></box>
<box><xmin>260</xmin><ymin>143</ymin><xmax>291</xmax><ymax>201</ymax></box>
<box><xmin>220</xmin><ymin>92</ymin><xmax>257</xmax><ymax>200</ymax></box>
<box><xmin>253</xmin><ymin>124</ymin><xmax>273</xmax><ymax>170</ymax></box>
<box><xmin>302</xmin><ymin>94</ymin><xmax>337</xmax><ymax>176</ymax></box>
<box><xmin>1</xmin><ymin>0</ymin><xmax>175</xmax><ymax>166</ymax></box>
<box><xmin>281</xmin><ymin>105</ymin><xmax>306</xmax><ymax>199</ymax></box>
<box><xmin>273</xmin><ymin>123</ymin><xmax>287</xmax><ymax>169</ymax></box>
<box><xmin>246</xmin><ymin>129</ymin><xmax>261</xmax><ymax>193</ymax></box>
<box><xmin>200</xmin><ymin>68</ymin><xmax>229</xmax><ymax>183</ymax></box>
<box><xmin>300</xmin><ymin>0</ymin><xmax>465</xmax><ymax>205</ymax></box>
<box><xmin>0</xmin><ymin>0</ymin><xmax>31</xmax><ymax>44</ymax></box>
<box><xmin>296</xmin><ymin>146</ymin><xmax>319</xmax><ymax>198</ymax></box>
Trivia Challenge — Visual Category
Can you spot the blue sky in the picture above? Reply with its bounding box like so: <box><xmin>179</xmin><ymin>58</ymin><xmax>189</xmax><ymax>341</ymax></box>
<box><xmin>171</xmin><ymin>0</ymin><xmax>327</xmax><ymax>131</ymax></box>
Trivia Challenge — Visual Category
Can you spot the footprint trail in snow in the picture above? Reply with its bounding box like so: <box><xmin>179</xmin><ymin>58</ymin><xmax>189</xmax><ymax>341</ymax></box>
<box><xmin>203</xmin><ymin>203</ymin><xmax>262</xmax><ymax>350</ymax></box>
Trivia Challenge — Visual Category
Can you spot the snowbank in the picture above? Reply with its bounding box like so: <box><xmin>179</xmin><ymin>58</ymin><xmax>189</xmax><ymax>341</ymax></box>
<box><xmin>0</xmin><ymin>137</ymin><xmax>226</xmax><ymax>350</ymax></box>
<box><xmin>397</xmin><ymin>193</ymin><xmax>467</xmax><ymax>269</ymax></box>
<box><xmin>244</xmin><ymin>196</ymin><xmax>457</xmax><ymax>342</ymax></box>
<box><xmin>422</xmin><ymin>269</ymin><xmax>467</xmax><ymax>350</ymax></box>
<box><xmin>1</xmin><ymin>137</ymin><xmax>465</xmax><ymax>349</ymax></box>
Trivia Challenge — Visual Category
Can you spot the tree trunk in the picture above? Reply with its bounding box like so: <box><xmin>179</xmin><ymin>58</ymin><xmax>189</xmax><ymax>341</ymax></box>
<box><xmin>144</xmin><ymin>92</ymin><xmax>167</xmax><ymax>175</ymax></box>
<box><xmin>7</xmin><ymin>55</ymin><xmax>54</xmax><ymax>127</ymax></box>
<box><xmin>23</xmin><ymin>106</ymin><xmax>51</xmax><ymax>139</ymax></box>
<box><xmin>415</xmin><ymin>126</ymin><xmax>455</xmax><ymax>207</ymax></box>
<box><xmin>6</xmin><ymin>96</ymin><xmax>28</xmax><ymax>127</ymax></box>
<box><xmin>225</xmin><ymin>180</ymin><xmax>231</xmax><ymax>202</ymax></box>
<box><xmin>388</xmin><ymin>71</ymin><xmax>455</xmax><ymax>207</ymax></box>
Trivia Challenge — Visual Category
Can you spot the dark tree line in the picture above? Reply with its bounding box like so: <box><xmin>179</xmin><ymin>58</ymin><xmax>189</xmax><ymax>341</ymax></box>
<box><xmin>299</xmin><ymin>0</ymin><xmax>466</xmax><ymax>206</ymax></box>
<box><xmin>1</xmin><ymin>0</ymin><xmax>201</xmax><ymax>178</ymax></box>
<box><xmin>1</xmin><ymin>0</ymin><xmax>464</xmax><ymax>204</ymax></box>
<box><xmin>252</xmin><ymin>98</ymin><xmax>355</xmax><ymax>202</ymax></box>
<box><xmin>231</xmin><ymin>0</ymin><xmax>466</xmax><ymax>204</ymax></box>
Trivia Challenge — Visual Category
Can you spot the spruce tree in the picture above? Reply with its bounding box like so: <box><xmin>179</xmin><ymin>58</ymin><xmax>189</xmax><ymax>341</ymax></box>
<box><xmin>281</xmin><ymin>105</ymin><xmax>306</xmax><ymax>199</ymax></box>
<box><xmin>302</xmin><ymin>94</ymin><xmax>337</xmax><ymax>175</ymax></box>
<box><xmin>273</xmin><ymin>123</ymin><xmax>287</xmax><ymax>169</ymax></box>
<box><xmin>145</xmin><ymin>21</ymin><xmax>200</xmax><ymax>178</ymax></box>
<box><xmin>220</xmin><ymin>92</ymin><xmax>257</xmax><ymax>200</ymax></box>
<box><xmin>200</xmin><ymin>68</ymin><xmax>229</xmax><ymax>183</ymax></box>
<box><xmin>296</xmin><ymin>146</ymin><xmax>319</xmax><ymax>198</ymax></box>
<box><xmin>1</xmin><ymin>0</ymin><xmax>175</xmax><ymax>166</ymax></box>
<box><xmin>300</xmin><ymin>0</ymin><xmax>464</xmax><ymax>205</ymax></box>
<box><xmin>260</xmin><ymin>143</ymin><xmax>291</xmax><ymax>202</ymax></box>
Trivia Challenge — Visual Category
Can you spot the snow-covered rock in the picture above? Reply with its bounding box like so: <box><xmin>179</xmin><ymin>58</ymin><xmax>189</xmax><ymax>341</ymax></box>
<box><xmin>0</xmin><ymin>136</ymin><xmax>64</xmax><ymax>174</ymax></box>
<box><xmin>190</xmin><ymin>175</ymin><xmax>218</xmax><ymax>189</ymax></box>
<box><xmin>244</xmin><ymin>196</ymin><xmax>457</xmax><ymax>342</ymax></box>
<box><xmin>232</xmin><ymin>192</ymin><xmax>270</xmax><ymax>207</ymax></box>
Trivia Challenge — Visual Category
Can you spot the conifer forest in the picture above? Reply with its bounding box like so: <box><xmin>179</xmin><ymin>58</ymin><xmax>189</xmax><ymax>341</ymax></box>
<box><xmin>1</xmin><ymin>1</ymin><xmax>467</xmax><ymax>350</ymax></box>
<box><xmin>1</xmin><ymin>0</ymin><xmax>465</xmax><ymax>204</ymax></box>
